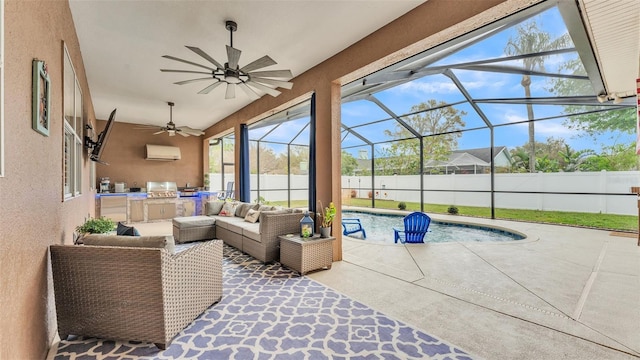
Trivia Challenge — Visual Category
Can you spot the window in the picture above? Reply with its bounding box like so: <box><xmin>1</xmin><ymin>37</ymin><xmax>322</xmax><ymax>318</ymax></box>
<box><xmin>207</xmin><ymin>134</ymin><xmax>235</xmax><ymax>193</ymax></box>
<box><xmin>63</xmin><ymin>45</ymin><xmax>83</xmax><ymax>198</ymax></box>
<box><xmin>248</xmin><ymin>99</ymin><xmax>312</xmax><ymax>208</ymax></box>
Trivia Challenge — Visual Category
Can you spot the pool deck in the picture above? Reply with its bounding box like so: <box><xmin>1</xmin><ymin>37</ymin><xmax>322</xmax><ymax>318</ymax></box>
<box><xmin>311</xmin><ymin>208</ymin><xmax>640</xmax><ymax>359</ymax></box>
<box><xmin>130</xmin><ymin>214</ymin><xmax>639</xmax><ymax>359</ymax></box>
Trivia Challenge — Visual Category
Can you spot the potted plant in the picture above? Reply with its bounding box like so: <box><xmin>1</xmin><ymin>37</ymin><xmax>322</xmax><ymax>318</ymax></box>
<box><xmin>75</xmin><ymin>217</ymin><xmax>115</xmax><ymax>244</ymax></box>
<box><xmin>318</xmin><ymin>201</ymin><xmax>336</xmax><ymax>238</ymax></box>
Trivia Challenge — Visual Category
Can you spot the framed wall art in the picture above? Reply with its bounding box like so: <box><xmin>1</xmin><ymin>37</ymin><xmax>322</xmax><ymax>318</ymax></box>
<box><xmin>32</xmin><ymin>59</ymin><xmax>50</xmax><ymax>136</ymax></box>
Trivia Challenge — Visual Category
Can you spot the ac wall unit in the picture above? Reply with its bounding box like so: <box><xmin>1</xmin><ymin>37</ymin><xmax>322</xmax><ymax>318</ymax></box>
<box><xmin>145</xmin><ymin>144</ymin><xmax>181</xmax><ymax>161</ymax></box>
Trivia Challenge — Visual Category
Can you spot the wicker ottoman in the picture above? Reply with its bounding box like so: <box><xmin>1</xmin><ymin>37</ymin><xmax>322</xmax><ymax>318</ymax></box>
<box><xmin>172</xmin><ymin>216</ymin><xmax>216</xmax><ymax>243</ymax></box>
<box><xmin>278</xmin><ymin>234</ymin><xmax>334</xmax><ymax>275</ymax></box>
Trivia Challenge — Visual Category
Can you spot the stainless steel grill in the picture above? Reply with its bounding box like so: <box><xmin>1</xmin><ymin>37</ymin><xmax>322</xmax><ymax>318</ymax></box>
<box><xmin>146</xmin><ymin>181</ymin><xmax>178</xmax><ymax>198</ymax></box>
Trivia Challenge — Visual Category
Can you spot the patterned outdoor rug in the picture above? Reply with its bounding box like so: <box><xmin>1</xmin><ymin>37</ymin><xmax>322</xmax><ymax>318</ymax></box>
<box><xmin>53</xmin><ymin>245</ymin><xmax>474</xmax><ymax>359</ymax></box>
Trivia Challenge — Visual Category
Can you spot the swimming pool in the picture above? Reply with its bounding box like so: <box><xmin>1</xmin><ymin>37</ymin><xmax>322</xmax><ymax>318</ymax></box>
<box><xmin>342</xmin><ymin>211</ymin><xmax>525</xmax><ymax>243</ymax></box>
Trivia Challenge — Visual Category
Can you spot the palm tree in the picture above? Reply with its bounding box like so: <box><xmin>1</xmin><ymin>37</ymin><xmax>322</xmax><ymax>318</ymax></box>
<box><xmin>559</xmin><ymin>144</ymin><xmax>593</xmax><ymax>172</ymax></box>
<box><xmin>504</xmin><ymin>20</ymin><xmax>570</xmax><ymax>172</ymax></box>
<box><xmin>510</xmin><ymin>147</ymin><xmax>529</xmax><ymax>172</ymax></box>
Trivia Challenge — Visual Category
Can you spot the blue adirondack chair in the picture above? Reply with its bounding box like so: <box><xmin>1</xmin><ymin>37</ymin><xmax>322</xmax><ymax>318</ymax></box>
<box><xmin>393</xmin><ymin>212</ymin><xmax>431</xmax><ymax>243</ymax></box>
<box><xmin>342</xmin><ymin>218</ymin><xmax>367</xmax><ymax>239</ymax></box>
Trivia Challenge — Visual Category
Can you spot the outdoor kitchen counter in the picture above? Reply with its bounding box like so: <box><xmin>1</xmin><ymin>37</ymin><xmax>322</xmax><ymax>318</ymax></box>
<box><xmin>96</xmin><ymin>192</ymin><xmax>207</xmax><ymax>222</ymax></box>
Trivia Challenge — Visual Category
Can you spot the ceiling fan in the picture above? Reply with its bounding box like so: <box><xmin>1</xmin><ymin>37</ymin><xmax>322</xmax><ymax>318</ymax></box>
<box><xmin>161</xmin><ymin>20</ymin><xmax>293</xmax><ymax>100</ymax></box>
<box><xmin>137</xmin><ymin>102</ymin><xmax>204</xmax><ymax>137</ymax></box>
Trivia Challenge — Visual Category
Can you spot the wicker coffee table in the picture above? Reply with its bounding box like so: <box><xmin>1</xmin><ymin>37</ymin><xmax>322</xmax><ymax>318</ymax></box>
<box><xmin>278</xmin><ymin>234</ymin><xmax>335</xmax><ymax>275</ymax></box>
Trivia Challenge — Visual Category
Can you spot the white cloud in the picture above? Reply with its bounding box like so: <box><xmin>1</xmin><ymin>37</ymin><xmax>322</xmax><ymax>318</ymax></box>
<box><xmin>395</xmin><ymin>81</ymin><xmax>459</xmax><ymax>95</ymax></box>
<box><xmin>533</xmin><ymin>121</ymin><xmax>573</xmax><ymax>136</ymax></box>
<box><xmin>504</xmin><ymin>113</ymin><xmax>527</xmax><ymax>123</ymax></box>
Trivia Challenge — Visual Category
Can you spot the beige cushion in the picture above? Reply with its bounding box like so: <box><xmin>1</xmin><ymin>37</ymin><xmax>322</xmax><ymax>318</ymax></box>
<box><xmin>226</xmin><ymin>221</ymin><xmax>246</xmax><ymax>234</ymax></box>
<box><xmin>236</xmin><ymin>203</ymin><xmax>260</xmax><ymax>218</ymax></box>
<box><xmin>257</xmin><ymin>204</ymin><xmax>275</xmax><ymax>212</ymax></box>
<box><xmin>172</xmin><ymin>216</ymin><xmax>216</xmax><ymax>228</ymax></box>
<box><xmin>219</xmin><ymin>202</ymin><xmax>238</xmax><ymax>217</ymax></box>
<box><xmin>243</xmin><ymin>225</ymin><xmax>261</xmax><ymax>242</ymax></box>
<box><xmin>82</xmin><ymin>234</ymin><xmax>176</xmax><ymax>254</ymax></box>
<box><xmin>260</xmin><ymin>209</ymin><xmax>291</xmax><ymax>216</ymax></box>
<box><xmin>244</xmin><ymin>209</ymin><xmax>261</xmax><ymax>223</ymax></box>
<box><xmin>235</xmin><ymin>202</ymin><xmax>258</xmax><ymax>218</ymax></box>
<box><xmin>215</xmin><ymin>216</ymin><xmax>245</xmax><ymax>230</ymax></box>
<box><xmin>205</xmin><ymin>201</ymin><xmax>225</xmax><ymax>216</ymax></box>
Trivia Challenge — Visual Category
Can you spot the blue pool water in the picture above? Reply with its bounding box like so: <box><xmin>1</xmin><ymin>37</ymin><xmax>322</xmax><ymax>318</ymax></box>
<box><xmin>342</xmin><ymin>211</ymin><xmax>525</xmax><ymax>243</ymax></box>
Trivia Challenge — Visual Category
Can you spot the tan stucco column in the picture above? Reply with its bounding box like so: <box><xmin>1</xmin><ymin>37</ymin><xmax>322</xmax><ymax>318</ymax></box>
<box><xmin>315</xmin><ymin>80</ymin><xmax>343</xmax><ymax>261</ymax></box>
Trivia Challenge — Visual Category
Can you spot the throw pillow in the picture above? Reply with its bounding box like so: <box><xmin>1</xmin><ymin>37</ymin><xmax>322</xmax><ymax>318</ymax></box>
<box><xmin>83</xmin><ymin>234</ymin><xmax>176</xmax><ymax>254</ymax></box>
<box><xmin>234</xmin><ymin>202</ymin><xmax>249</xmax><ymax>217</ymax></box>
<box><xmin>238</xmin><ymin>203</ymin><xmax>260</xmax><ymax>218</ymax></box>
<box><xmin>258</xmin><ymin>204</ymin><xmax>275</xmax><ymax>212</ymax></box>
<box><xmin>244</xmin><ymin>209</ymin><xmax>261</xmax><ymax>223</ymax></box>
<box><xmin>219</xmin><ymin>202</ymin><xmax>238</xmax><ymax>217</ymax></box>
<box><xmin>206</xmin><ymin>201</ymin><xmax>225</xmax><ymax>216</ymax></box>
<box><xmin>117</xmin><ymin>222</ymin><xmax>137</xmax><ymax>236</ymax></box>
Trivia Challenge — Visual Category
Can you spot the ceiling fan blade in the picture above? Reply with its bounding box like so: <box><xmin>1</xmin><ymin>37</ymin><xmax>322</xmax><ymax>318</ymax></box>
<box><xmin>247</xmin><ymin>81</ymin><xmax>281</xmax><ymax>97</ymax></box>
<box><xmin>250</xmin><ymin>77</ymin><xmax>293</xmax><ymax>90</ymax></box>
<box><xmin>225</xmin><ymin>83</ymin><xmax>236</xmax><ymax>99</ymax></box>
<box><xmin>161</xmin><ymin>69</ymin><xmax>212</xmax><ymax>75</ymax></box>
<box><xmin>153</xmin><ymin>130</ymin><xmax>165</xmax><ymax>135</ymax></box>
<box><xmin>238</xmin><ymin>82</ymin><xmax>260</xmax><ymax>100</ymax></box>
<box><xmin>161</xmin><ymin>55</ymin><xmax>215</xmax><ymax>71</ymax></box>
<box><xmin>177</xmin><ymin>130</ymin><xmax>190</xmax><ymax>137</ymax></box>
<box><xmin>240</xmin><ymin>55</ymin><xmax>277</xmax><ymax>73</ymax></box>
<box><xmin>226</xmin><ymin>45</ymin><xmax>241</xmax><ymax>69</ymax></box>
<box><xmin>185</xmin><ymin>46</ymin><xmax>224</xmax><ymax>69</ymax></box>
<box><xmin>248</xmin><ymin>69</ymin><xmax>293</xmax><ymax>79</ymax></box>
<box><xmin>178</xmin><ymin>127</ymin><xmax>205</xmax><ymax>136</ymax></box>
<box><xmin>174</xmin><ymin>77</ymin><xmax>213</xmax><ymax>85</ymax></box>
<box><xmin>198</xmin><ymin>81</ymin><xmax>223</xmax><ymax>94</ymax></box>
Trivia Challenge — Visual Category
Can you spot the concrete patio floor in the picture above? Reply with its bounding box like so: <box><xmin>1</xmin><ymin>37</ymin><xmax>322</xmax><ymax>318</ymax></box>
<box><xmin>132</xmin><ymin>215</ymin><xmax>639</xmax><ymax>359</ymax></box>
<box><xmin>310</xmin><ymin>214</ymin><xmax>640</xmax><ymax>359</ymax></box>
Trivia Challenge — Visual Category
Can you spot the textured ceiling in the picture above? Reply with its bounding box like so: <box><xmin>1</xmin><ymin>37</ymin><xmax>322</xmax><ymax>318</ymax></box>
<box><xmin>69</xmin><ymin>0</ymin><xmax>423</xmax><ymax>130</ymax></box>
<box><xmin>70</xmin><ymin>0</ymin><xmax>639</xmax><ymax>132</ymax></box>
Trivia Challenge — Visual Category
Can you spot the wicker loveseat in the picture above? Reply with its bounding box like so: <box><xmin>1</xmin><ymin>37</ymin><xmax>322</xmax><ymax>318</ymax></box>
<box><xmin>50</xmin><ymin>235</ymin><xmax>223</xmax><ymax>349</ymax></box>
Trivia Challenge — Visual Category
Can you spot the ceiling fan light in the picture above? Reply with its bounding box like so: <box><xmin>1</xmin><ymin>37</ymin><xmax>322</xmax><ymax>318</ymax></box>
<box><xmin>224</xmin><ymin>68</ymin><xmax>242</xmax><ymax>84</ymax></box>
<box><xmin>162</xmin><ymin>20</ymin><xmax>293</xmax><ymax>100</ymax></box>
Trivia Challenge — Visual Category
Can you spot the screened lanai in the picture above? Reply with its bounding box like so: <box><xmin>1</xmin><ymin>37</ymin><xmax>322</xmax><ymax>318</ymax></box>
<box><xmin>210</xmin><ymin>0</ymin><xmax>638</xmax><ymax>230</ymax></box>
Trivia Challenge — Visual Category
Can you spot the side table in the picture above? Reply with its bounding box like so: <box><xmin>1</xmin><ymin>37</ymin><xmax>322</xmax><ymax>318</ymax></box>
<box><xmin>278</xmin><ymin>234</ymin><xmax>335</xmax><ymax>275</ymax></box>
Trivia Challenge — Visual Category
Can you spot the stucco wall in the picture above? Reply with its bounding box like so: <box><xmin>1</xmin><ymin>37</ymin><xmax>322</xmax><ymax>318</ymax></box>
<box><xmin>0</xmin><ymin>1</ymin><xmax>96</xmax><ymax>358</ymax></box>
<box><xmin>95</xmin><ymin>120</ymin><xmax>203</xmax><ymax>190</ymax></box>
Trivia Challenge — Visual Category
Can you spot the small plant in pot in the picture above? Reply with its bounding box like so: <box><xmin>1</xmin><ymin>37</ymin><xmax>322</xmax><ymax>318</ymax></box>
<box><xmin>318</xmin><ymin>201</ymin><xmax>336</xmax><ymax>238</ymax></box>
<box><xmin>447</xmin><ymin>205</ymin><xmax>459</xmax><ymax>215</ymax></box>
<box><xmin>75</xmin><ymin>217</ymin><xmax>115</xmax><ymax>243</ymax></box>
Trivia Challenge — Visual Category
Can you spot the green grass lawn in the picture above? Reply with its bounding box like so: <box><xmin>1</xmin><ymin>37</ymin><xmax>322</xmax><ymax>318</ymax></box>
<box><xmin>339</xmin><ymin>198</ymin><xmax>639</xmax><ymax>232</ymax></box>
<box><xmin>268</xmin><ymin>198</ymin><xmax>637</xmax><ymax>232</ymax></box>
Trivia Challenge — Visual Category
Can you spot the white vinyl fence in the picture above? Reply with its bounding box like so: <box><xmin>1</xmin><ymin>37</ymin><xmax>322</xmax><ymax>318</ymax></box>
<box><xmin>210</xmin><ymin>171</ymin><xmax>640</xmax><ymax>215</ymax></box>
<box><xmin>342</xmin><ymin>171</ymin><xmax>640</xmax><ymax>215</ymax></box>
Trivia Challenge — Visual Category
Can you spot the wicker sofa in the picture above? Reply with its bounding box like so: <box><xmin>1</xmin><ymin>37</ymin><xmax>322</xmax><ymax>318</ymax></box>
<box><xmin>191</xmin><ymin>201</ymin><xmax>306</xmax><ymax>263</ymax></box>
<box><xmin>50</xmin><ymin>235</ymin><xmax>223</xmax><ymax>349</ymax></box>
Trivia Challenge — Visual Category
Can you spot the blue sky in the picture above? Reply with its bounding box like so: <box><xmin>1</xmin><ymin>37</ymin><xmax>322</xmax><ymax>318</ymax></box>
<box><xmin>339</xmin><ymin>5</ymin><xmax>635</xmax><ymax>157</ymax></box>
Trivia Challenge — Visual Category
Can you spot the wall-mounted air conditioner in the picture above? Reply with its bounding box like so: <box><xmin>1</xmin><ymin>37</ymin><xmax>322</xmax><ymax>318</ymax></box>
<box><xmin>145</xmin><ymin>144</ymin><xmax>181</xmax><ymax>161</ymax></box>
